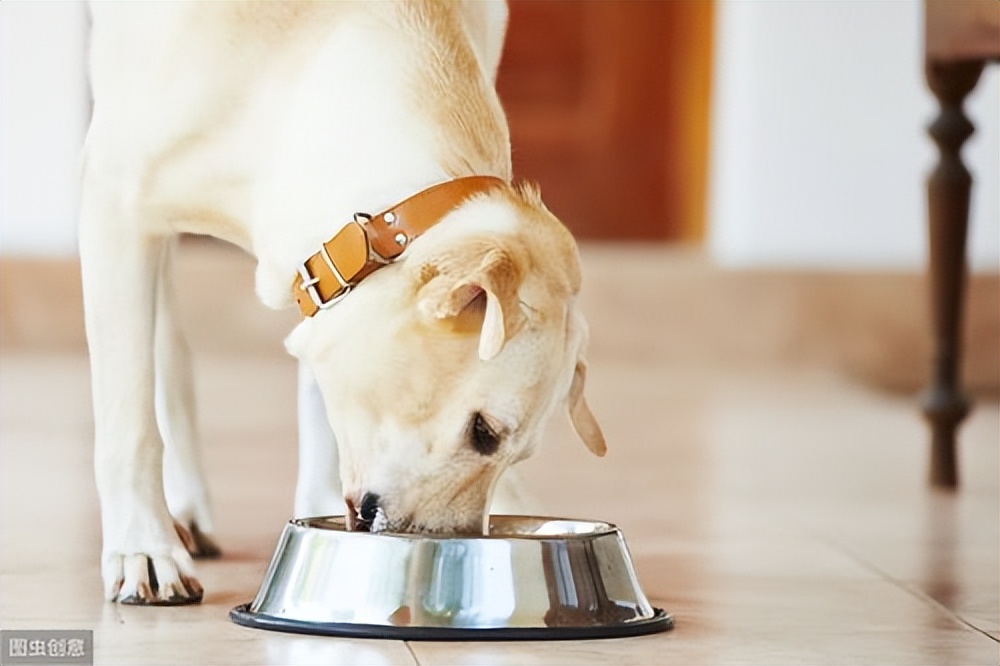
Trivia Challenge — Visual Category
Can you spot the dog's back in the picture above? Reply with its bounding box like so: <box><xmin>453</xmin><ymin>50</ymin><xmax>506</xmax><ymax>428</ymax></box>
<box><xmin>85</xmin><ymin>1</ymin><xmax>510</xmax><ymax>259</ymax></box>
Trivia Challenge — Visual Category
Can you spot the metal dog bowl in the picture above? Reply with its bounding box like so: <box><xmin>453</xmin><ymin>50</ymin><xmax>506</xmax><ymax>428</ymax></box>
<box><xmin>230</xmin><ymin>515</ymin><xmax>673</xmax><ymax>640</ymax></box>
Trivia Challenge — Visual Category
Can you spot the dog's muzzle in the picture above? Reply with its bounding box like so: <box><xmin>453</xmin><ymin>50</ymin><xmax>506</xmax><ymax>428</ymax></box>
<box><xmin>345</xmin><ymin>493</ymin><xmax>382</xmax><ymax>532</ymax></box>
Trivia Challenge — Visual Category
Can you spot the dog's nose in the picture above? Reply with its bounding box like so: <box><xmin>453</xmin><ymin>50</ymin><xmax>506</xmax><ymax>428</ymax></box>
<box><xmin>359</xmin><ymin>492</ymin><xmax>380</xmax><ymax>522</ymax></box>
<box><xmin>345</xmin><ymin>492</ymin><xmax>382</xmax><ymax>531</ymax></box>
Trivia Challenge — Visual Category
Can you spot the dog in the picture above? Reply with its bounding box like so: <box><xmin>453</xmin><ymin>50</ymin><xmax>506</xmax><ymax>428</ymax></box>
<box><xmin>81</xmin><ymin>0</ymin><xmax>605</xmax><ymax>605</ymax></box>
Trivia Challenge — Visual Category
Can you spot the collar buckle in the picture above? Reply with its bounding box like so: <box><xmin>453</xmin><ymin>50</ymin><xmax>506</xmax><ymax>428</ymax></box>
<box><xmin>292</xmin><ymin>176</ymin><xmax>506</xmax><ymax>318</ymax></box>
<box><xmin>296</xmin><ymin>261</ymin><xmax>352</xmax><ymax>312</ymax></box>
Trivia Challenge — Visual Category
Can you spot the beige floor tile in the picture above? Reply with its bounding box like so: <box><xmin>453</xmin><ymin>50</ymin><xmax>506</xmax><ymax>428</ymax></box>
<box><xmin>2</xmin><ymin>244</ymin><xmax>997</xmax><ymax>664</ymax></box>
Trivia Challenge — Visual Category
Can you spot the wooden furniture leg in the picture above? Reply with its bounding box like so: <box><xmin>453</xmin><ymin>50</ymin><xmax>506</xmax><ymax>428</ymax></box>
<box><xmin>920</xmin><ymin>59</ymin><xmax>984</xmax><ymax>488</ymax></box>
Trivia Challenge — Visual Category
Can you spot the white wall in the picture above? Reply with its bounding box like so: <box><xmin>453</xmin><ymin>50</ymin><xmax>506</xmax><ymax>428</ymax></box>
<box><xmin>708</xmin><ymin>0</ymin><xmax>999</xmax><ymax>271</ymax></box>
<box><xmin>0</xmin><ymin>1</ymin><xmax>88</xmax><ymax>256</ymax></box>
<box><xmin>1</xmin><ymin>1</ymin><xmax>996</xmax><ymax>270</ymax></box>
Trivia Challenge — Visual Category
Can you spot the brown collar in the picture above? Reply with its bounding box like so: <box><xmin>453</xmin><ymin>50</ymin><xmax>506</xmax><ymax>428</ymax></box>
<box><xmin>292</xmin><ymin>176</ymin><xmax>506</xmax><ymax>317</ymax></box>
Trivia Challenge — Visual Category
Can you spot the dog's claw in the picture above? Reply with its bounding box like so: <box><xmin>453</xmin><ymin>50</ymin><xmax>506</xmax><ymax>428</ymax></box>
<box><xmin>189</xmin><ymin>523</ymin><xmax>222</xmax><ymax>559</ymax></box>
<box><xmin>120</xmin><ymin>591</ymin><xmax>203</xmax><ymax>607</ymax></box>
<box><xmin>174</xmin><ymin>521</ymin><xmax>222</xmax><ymax>559</ymax></box>
<box><xmin>107</xmin><ymin>552</ymin><xmax>203</xmax><ymax>606</ymax></box>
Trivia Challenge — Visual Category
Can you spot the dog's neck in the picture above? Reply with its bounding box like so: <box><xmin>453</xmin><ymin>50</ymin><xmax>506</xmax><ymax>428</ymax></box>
<box><xmin>251</xmin><ymin>3</ymin><xmax>512</xmax><ymax>310</ymax></box>
<box><xmin>290</xmin><ymin>176</ymin><xmax>508</xmax><ymax>318</ymax></box>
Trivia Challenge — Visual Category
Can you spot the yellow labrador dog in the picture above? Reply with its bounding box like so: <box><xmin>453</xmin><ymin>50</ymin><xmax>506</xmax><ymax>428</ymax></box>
<box><xmin>82</xmin><ymin>0</ymin><xmax>605</xmax><ymax>605</ymax></box>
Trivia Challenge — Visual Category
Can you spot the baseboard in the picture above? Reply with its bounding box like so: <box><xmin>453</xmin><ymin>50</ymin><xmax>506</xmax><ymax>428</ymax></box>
<box><xmin>0</xmin><ymin>239</ymin><xmax>298</xmax><ymax>356</ymax></box>
<box><xmin>1</xmin><ymin>242</ymin><xmax>996</xmax><ymax>396</ymax></box>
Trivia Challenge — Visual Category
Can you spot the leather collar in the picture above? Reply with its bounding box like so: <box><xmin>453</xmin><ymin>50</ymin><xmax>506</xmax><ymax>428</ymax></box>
<box><xmin>292</xmin><ymin>176</ymin><xmax>506</xmax><ymax>317</ymax></box>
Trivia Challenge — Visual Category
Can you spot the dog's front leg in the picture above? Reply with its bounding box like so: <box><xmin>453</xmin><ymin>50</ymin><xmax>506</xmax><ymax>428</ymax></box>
<box><xmin>156</xmin><ymin>240</ymin><xmax>220</xmax><ymax>559</ymax></box>
<box><xmin>293</xmin><ymin>362</ymin><xmax>346</xmax><ymax>517</ymax></box>
<box><xmin>80</xmin><ymin>188</ymin><xmax>202</xmax><ymax>605</ymax></box>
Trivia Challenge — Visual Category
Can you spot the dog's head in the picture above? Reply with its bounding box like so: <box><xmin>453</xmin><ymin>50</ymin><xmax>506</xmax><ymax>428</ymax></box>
<box><xmin>286</xmin><ymin>184</ymin><xmax>604</xmax><ymax>534</ymax></box>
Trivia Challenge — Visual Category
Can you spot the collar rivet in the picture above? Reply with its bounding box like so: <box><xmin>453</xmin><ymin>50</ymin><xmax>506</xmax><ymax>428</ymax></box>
<box><xmin>292</xmin><ymin>176</ymin><xmax>504</xmax><ymax>318</ymax></box>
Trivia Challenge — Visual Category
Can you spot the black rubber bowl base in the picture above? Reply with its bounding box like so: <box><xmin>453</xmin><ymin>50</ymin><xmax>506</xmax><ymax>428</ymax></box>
<box><xmin>229</xmin><ymin>603</ymin><xmax>673</xmax><ymax>641</ymax></box>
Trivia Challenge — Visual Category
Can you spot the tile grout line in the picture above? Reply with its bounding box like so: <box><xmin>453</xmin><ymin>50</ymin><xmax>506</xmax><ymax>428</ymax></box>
<box><xmin>404</xmin><ymin>640</ymin><xmax>422</xmax><ymax>666</ymax></box>
<box><xmin>800</xmin><ymin>525</ymin><xmax>999</xmax><ymax>644</ymax></box>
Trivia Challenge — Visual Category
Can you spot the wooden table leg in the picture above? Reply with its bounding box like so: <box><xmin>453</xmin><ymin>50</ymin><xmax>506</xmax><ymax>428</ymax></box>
<box><xmin>920</xmin><ymin>58</ymin><xmax>984</xmax><ymax>488</ymax></box>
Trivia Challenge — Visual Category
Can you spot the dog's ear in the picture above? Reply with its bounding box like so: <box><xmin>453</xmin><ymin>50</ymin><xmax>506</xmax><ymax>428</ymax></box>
<box><xmin>568</xmin><ymin>359</ymin><xmax>607</xmax><ymax>457</ymax></box>
<box><xmin>416</xmin><ymin>241</ymin><xmax>526</xmax><ymax>361</ymax></box>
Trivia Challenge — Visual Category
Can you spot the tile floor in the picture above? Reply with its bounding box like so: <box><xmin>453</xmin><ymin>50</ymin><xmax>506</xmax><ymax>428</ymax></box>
<box><xmin>1</xmin><ymin>247</ymin><xmax>997</xmax><ymax>665</ymax></box>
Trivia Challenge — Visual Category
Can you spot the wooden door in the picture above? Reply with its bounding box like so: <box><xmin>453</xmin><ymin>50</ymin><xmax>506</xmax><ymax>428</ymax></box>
<box><xmin>496</xmin><ymin>0</ymin><xmax>714</xmax><ymax>240</ymax></box>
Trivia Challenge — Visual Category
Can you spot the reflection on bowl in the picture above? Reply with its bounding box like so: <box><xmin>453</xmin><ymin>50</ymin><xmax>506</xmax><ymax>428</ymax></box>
<box><xmin>230</xmin><ymin>515</ymin><xmax>673</xmax><ymax>640</ymax></box>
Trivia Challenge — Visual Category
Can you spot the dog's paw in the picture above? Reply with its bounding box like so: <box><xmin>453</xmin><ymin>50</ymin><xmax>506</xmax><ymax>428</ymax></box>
<box><xmin>164</xmin><ymin>481</ymin><xmax>221</xmax><ymax>559</ymax></box>
<box><xmin>174</xmin><ymin>520</ymin><xmax>222</xmax><ymax>560</ymax></box>
<box><xmin>103</xmin><ymin>547</ymin><xmax>203</xmax><ymax>606</ymax></box>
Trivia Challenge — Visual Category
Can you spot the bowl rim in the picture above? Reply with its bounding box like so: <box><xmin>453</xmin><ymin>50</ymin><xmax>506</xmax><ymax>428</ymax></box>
<box><xmin>230</xmin><ymin>603</ymin><xmax>674</xmax><ymax>641</ymax></box>
<box><xmin>290</xmin><ymin>514</ymin><xmax>621</xmax><ymax>541</ymax></box>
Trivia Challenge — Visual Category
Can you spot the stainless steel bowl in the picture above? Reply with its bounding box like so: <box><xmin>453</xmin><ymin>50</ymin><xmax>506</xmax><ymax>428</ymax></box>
<box><xmin>230</xmin><ymin>515</ymin><xmax>672</xmax><ymax>640</ymax></box>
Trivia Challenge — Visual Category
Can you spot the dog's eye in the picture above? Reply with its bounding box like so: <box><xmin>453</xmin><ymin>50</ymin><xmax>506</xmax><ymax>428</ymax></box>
<box><xmin>469</xmin><ymin>412</ymin><xmax>501</xmax><ymax>456</ymax></box>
